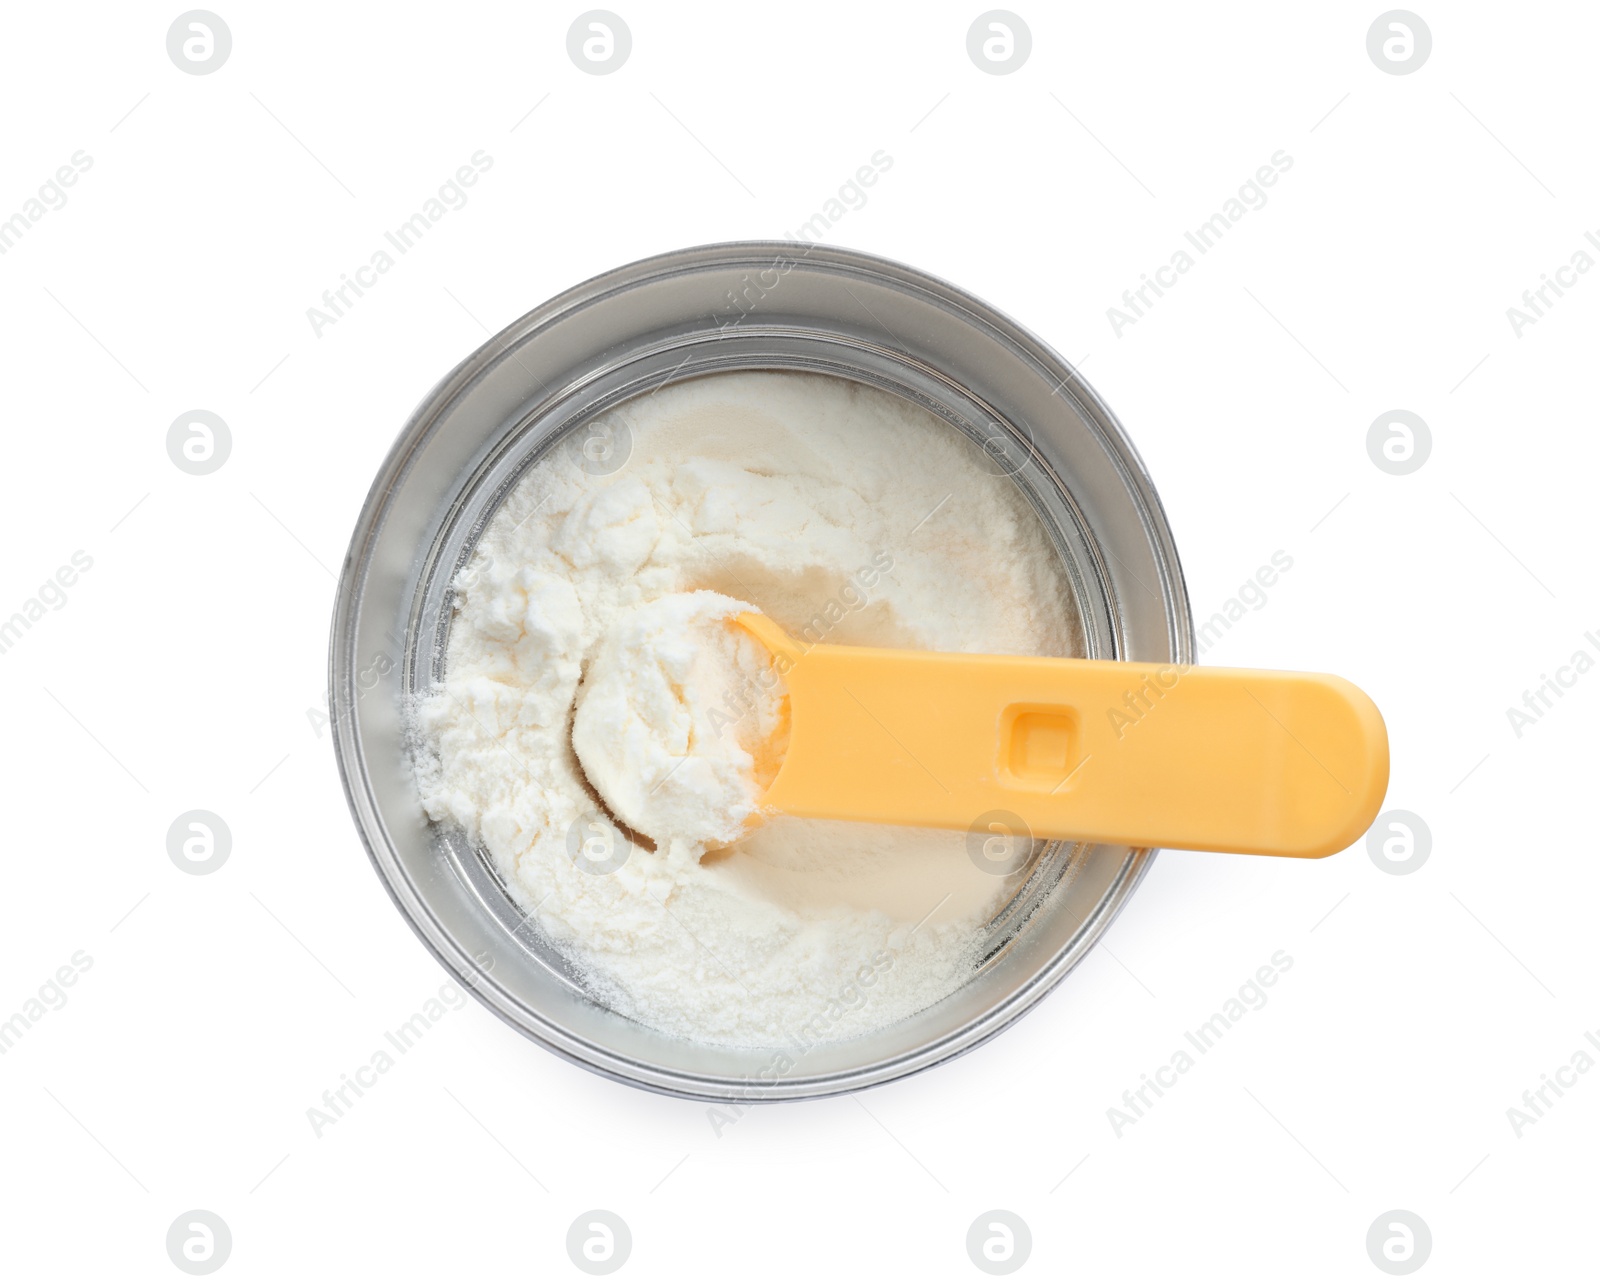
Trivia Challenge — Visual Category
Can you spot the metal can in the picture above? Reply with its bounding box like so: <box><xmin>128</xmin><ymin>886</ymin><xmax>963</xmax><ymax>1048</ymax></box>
<box><xmin>330</xmin><ymin>242</ymin><xmax>1193</xmax><ymax>1100</ymax></box>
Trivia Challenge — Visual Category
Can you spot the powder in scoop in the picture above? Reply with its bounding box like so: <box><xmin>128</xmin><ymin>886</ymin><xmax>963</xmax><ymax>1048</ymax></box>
<box><xmin>571</xmin><ymin>591</ymin><xmax>787</xmax><ymax>857</ymax></box>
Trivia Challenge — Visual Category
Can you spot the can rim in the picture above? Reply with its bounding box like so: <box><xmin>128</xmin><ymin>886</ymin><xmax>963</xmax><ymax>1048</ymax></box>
<box><xmin>330</xmin><ymin>240</ymin><xmax>1194</xmax><ymax>1100</ymax></box>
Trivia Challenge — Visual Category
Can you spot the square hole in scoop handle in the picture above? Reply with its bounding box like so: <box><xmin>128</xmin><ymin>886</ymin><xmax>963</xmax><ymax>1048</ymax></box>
<box><xmin>735</xmin><ymin>614</ymin><xmax>1389</xmax><ymax>859</ymax></box>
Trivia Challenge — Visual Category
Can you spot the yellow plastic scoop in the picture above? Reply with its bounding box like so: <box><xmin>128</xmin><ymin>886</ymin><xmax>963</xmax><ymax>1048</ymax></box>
<box><xmin>735</xmin><ymin>614</ymin><xmax>1388</xmax><ymax>859</ymax></box>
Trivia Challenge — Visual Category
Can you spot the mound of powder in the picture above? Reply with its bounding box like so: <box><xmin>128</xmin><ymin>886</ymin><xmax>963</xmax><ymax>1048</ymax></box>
<box><xmin>571</xmin><ymin>591</ymin><xmax>787</xmax><ymax>856</ymax></box>
<box><xmin>414</xmin><ymin>370</ymin><xmax>1078</xmax><ymax>1047</ymax></box>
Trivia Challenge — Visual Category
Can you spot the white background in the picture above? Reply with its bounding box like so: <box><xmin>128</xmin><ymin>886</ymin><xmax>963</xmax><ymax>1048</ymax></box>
<box><xmin>2</xmin><ymin>1</ymin><xmax>1595</xmax><ymax>1280</ymax></box>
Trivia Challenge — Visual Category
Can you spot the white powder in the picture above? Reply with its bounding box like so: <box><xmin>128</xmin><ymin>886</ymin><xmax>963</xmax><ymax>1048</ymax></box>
<box><xmin>415</xmin><ymin>371</ymin><xmax>1077</xmax><ymax>1047</ymax></box>
<box><xmin>571</xmin><ymin>590</ymin><xmax>785</xmax><ymax>856</ymax></box>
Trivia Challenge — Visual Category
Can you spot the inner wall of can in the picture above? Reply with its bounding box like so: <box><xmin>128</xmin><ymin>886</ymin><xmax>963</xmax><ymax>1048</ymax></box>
<box><xmin>409</xmin><ymin>333</ymin><xmax>1113</xmax><ymax>992</ymax></box>
<box><xmin>335</xmin><ymin>242</ymin><xmax>1191</xmax><ymax>1100</ymax></box>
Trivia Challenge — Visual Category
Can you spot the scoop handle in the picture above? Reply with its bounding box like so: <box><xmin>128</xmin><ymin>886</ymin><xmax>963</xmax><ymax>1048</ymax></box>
<box><xmin>737</xmin><ymin>615</ymin><xmax>1388</xmax><ymax>859</ymax></box>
